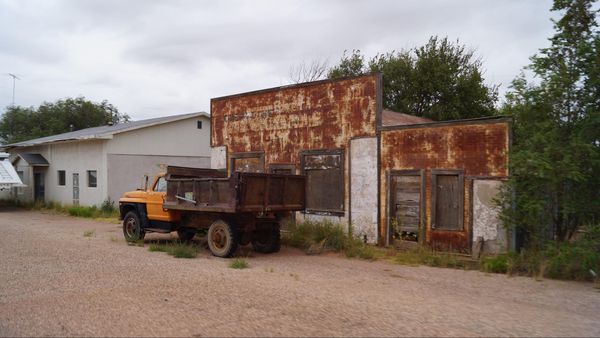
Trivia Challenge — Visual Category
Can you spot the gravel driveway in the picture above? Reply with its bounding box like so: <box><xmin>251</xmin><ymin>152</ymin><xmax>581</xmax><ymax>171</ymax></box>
<box><xmin>1</xmin><ymin>209</ymin><xmax>599</xmax><ymax>337</ymax></box>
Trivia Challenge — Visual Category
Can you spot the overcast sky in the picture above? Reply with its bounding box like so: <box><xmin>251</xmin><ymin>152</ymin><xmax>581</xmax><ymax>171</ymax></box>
<box><xmin>0</xmin><ymin>0</ymin><xmax>557</xmax><ymax>120</ymax></box>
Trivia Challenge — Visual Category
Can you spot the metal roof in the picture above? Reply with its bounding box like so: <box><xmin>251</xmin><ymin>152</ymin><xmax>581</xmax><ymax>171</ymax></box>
<box><xmin>16</xmin><ymin>153</ymin><xmax>49</xmax><ymax>166</ymax></box>
<box><xmin>381</xmin><ymin>110</ymin><xmax>432</xmax><ymax>126</ymax></box>
<box><xmin>3</xmin><ymin>112</ymin><xmax>208</xmax><ymax>148</ymax></box>
<box><xmin>0</xmin><ymin>159</ymin><xmax>23</xmax><ymax>189</ymax></box>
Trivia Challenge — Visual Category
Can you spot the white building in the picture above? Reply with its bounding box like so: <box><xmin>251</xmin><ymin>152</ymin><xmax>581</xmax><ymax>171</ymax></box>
<box><xmin>1</xmin><ymin>112</ymin><xmax>210</xmax><ymax>206</ymax></box>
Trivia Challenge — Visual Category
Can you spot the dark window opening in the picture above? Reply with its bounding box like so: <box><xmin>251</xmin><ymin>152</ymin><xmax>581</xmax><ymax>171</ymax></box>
<box><xmin>58</xmin><ymin>170</ymin><xmax>66</xmax><ymax>186</ymax></box>
<box><xmin>301</xmin><ymin>150</ymin><xmax>344</xmax><ymax>214</ymax></box>
<box><xmin>197</xmin><ymin>120</ymin><xmax>202</xmax><ymax>129</ymax></box>
<box><xmin>87</xmin><ymin>170</ymin><xmax>97</xmax><ymax>188</ymax></box>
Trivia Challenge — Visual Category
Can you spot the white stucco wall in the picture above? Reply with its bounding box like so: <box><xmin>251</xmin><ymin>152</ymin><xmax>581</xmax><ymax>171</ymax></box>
<box><xmin>10</xmin><ymin>141</ymin><xmax>107</xmax><ymax>206</ymax></box>
<box><xmin>107</xmin><ymin>154</ymin><xmax>210</xmax><ymax>203</ymax></box>
<box><xmin>350</xmin><ymin>137</ymin><xmax>378</xmax><ymax>244</ymax></box>
<box><xmin>106</xmin><ymin>116</ymin><xmax>210</xmax><ymax>157</ymax></box>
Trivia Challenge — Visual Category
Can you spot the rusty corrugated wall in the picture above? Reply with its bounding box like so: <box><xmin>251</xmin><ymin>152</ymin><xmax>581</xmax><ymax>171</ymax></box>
<box><xmin>379</xmin><ymin>118</ymin><xmax>511</xmax><ymax>251</ymax></box>
<box><xmin>211</xmin><ymin>74</ymin><xmax>380</xmax><ymax>164</ymax></box>
<box><xmin>211</xmin><ymin>74</ymin><xmax>381</xmax><ymax>223</ymax></box>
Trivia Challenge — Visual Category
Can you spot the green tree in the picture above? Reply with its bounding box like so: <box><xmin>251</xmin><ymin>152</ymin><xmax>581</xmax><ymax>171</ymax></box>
<box><xmin>0</xmin><ymin>97</ymin><xmax>129</xmax><ymax>144</ymax></box>
<box><xmin>328</xmin><ymin>37</ymin><xmax>498</xmax><ymax>120</ymax></box>
<box><xmin>501</xmin><ymin>0</ymin><xmax>600</xmax><ymax>246</ymax></box>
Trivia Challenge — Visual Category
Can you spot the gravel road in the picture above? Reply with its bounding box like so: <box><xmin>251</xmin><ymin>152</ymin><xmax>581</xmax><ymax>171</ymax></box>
<box><xmin>1</xmin><ymin>209</ymin><xmax>599</xmax><ymax>337</ymax></box>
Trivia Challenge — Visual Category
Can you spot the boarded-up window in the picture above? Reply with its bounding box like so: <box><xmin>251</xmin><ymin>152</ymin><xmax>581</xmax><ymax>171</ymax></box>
<box><xmin>230</xmin><ymin>152</ymin><xmax>264</xmax><ymax>173</ymax></box>
<box><xmin>301</xmin><ymin>150</ymin><xmax>344</xmax><ymax>214</ymax></box>
<box><xmin>389</xmin><ymin>170</ymin><xmax>423</xmax><ymax>237</ymax></box>
<box><xmin>431</xmin><ymin>170</ymin><xmax>464</xmax><ymax>231</ymax></box>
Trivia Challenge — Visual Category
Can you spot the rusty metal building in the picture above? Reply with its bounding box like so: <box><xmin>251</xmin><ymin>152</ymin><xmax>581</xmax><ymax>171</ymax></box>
<box><xmin>210</xmin><ymin>74</ymin><xmax>510</xmax><ymax>254</ymax></box>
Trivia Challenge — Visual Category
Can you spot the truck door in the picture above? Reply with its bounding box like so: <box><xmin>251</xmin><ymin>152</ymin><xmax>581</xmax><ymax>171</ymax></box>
<box><xmin>146</xmin><ymin>176</ymin><xmax>170</xmax><ymax>222</ymax></box>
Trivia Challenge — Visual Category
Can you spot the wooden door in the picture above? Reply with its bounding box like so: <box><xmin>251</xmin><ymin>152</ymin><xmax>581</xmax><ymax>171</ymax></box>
<box><xmin>389</xmin><ymin>170</ymin><xmax>423</xmax><ymax>242</ymax></box>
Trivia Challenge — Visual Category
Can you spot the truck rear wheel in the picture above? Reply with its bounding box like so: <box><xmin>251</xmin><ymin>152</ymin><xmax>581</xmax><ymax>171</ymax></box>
<box><xmin>177</xmin><ymin>228</ymin><xmax>196</xmax><ymax>242</ymax></box>
<box><xmin>252</xmin><ymin>224</ymin><xmax>281</xmax><ymax>253</ymax></box>
<box><xmin>207</xmin><ymin>220</ymin><xmax>238</xmax><ymax>258</ymax></box>
<box><xmin>123</xmin><ymin>211</ymin><xmax>145</xmax><ymax>242</ymax></box>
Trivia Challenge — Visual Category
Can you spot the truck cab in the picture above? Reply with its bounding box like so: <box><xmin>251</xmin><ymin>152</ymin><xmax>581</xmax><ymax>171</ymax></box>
<box><xmin>119</xmin><ymin>174</ymin><xmax>184</xmax><ymax>242</ymax></box>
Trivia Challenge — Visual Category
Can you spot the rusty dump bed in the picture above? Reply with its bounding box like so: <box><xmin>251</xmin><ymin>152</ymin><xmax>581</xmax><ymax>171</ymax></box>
<box><xmin>162</xmin><ymin>166</ymin><xmax>305</xmax><ymax>213</ymax></box>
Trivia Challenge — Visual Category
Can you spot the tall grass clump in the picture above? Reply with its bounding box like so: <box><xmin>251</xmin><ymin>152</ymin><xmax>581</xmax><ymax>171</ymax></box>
<box><xmin>229</xmin><ymin>258</ymin><xmax>249</xmax><ymax>269</ymax></box>
<box><xmin>1</xmin><ymin>198</ymin><xmax>118</xmax><ymax>219</ymax></box>
<box><xmin>148</xmin><ymin>242</ymin><xmax>198</xmax><ymax>258</ymax></box>
<box><xmin>283</xmin><ymin>220</ymin><xmax>375</xmax><ymax>260</ymax></box>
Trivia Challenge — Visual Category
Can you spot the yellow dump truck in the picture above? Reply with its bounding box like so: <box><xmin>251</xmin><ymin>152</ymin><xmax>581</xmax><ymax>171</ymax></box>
<box><xmin>119</xmin><ymin>166</ymin><xmax>305</xmax><ymax>257</ymax></box>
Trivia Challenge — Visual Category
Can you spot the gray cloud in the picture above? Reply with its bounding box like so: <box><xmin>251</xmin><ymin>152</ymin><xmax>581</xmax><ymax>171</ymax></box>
<box><xmin>0</xmin><ymin>0</ymin><xmax>555</xmax><ymax>119</ymax></box>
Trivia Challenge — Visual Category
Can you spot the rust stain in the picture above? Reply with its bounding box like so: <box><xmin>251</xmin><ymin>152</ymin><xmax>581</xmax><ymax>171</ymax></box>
<box><xmin>379</xmin><ymin>121</ymin><xmax>510</xmax><ymax>250</ymax></box>
<box><xmin>211</xmin><ymin>75</ymin><xmax>379</xmax><ymax>166</ymax></box>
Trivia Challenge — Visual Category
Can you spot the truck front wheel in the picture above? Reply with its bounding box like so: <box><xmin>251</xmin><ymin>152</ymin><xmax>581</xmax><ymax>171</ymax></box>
<box><xmin>123</xmin><ymin>211</ymin><xmax>145</xmax><ymax>242</ymax></box>
<box><xmin>252</xmin><ymin>224</ymin><xmax>281</xmax><ymax>253</ymax></box>
<box><xmin>207</xmin><ymin>220</ymin><xmax>238</xmax><ymax>258</ymax></box>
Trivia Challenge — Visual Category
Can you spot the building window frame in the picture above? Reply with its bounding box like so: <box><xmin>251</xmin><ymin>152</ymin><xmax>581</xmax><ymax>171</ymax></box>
<box><xmin>58</xmin><ymin>170</ymin><xmax>66</xmax><ymax>186</ymax></box>
<box><xmin>300</xmin><ymin>149</ymin><xmax>345</xmax><ymax>216</ymax></box>
<box><xmin>229</xmin><ymin>151</ymin><xmax>265</xmax><ymax>174</ymax></box>
<box><xmin>87</xmin><ymin>170</ymin><xmax>98</xmax><ymax>188</ymax></box>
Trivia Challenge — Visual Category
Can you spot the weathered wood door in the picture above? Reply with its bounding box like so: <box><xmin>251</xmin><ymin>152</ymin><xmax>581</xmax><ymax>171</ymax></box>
<box><xmin>431</xmin><ymin>172</ymin><xmax>463</xmax><ymax>230</ymax></box>
<box><xmin>429</xmin><ymin>170</ymin><xmax>468</xmax><ymax>253</ymax></box>
<box><xmin>388</xmin><ymin>170</ymin><xmax>423</xmax><ymax>242</ymax></box>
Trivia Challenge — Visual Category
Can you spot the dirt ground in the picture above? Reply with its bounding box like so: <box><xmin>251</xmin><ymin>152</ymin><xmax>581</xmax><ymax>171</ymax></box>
<box><xmin>1</xmin><ymin>209</ymin><xmax>599</xmax><ymax>337</ymax></box>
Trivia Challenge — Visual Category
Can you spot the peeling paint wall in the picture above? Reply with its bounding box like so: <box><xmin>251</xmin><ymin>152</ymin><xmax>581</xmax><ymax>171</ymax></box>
<box><xmin>211</xmin><ymin>75</ymin><xmax>379</xmax><ymax>165</ymax></box>
<box><xmin>379</xmin><ymin>119</ymin><xmax>510</xmax><ymax>251</ymax></box>
<box><xmin>211</xmin><ymin>74</ymin><xmax>381</xmax><ymax>223</ymax></box>
<box><xmin>473</xmin><ymin>179</ymin><xmax>507</xmax><ymax>254</ymax></box>
<box><xmin>211</xmin><ymin>146</ymin><xmax>227</xmax><ymax>169</ymax></box>
<box><xmin>350</xmin><ymin>137</ymin><xmax>378</xmax><ymax>243</ymax></box>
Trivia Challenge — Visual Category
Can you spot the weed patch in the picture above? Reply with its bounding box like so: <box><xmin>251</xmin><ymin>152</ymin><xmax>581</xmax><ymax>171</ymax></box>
<box><xmin>83</xmin><ymin>230</ymin><xmax>95</xmax><ymax>238</ymax></box>
<box><xmin>229</xmin><ymin>258</ymin><xmax>249</xmax><ymax>269</ymax></box>
<box><xmin>148</xmin><ymin>242</ymin><xmax>198</xmax><ymax>258</ymax></box>
<box><xmin>283</xmin><ymin>220</ymin><xmax>375</xmax><ymax>260</ymax></box>
<box><xmin>1</xmin><ymin>198</ymin><xmax>118</xmax><ymax>219</ymax></box>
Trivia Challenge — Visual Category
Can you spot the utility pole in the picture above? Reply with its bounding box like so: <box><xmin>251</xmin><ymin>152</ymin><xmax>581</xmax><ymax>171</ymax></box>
<box><xmin>7</xmin><ymin>73</ymin><xmax>19</xmax><ymax>106</ymax></box>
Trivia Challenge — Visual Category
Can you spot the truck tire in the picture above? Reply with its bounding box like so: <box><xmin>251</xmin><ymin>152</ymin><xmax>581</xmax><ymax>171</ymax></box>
<box><xmin>177</xmin><ymin>228</ymin><xmax>196</xmax><ymax>242</ymax></box>
<box><xmin>207</xmin><ymin>220</ymin><xmax>238</xmax><ymax>258</ymax></box>
<box><xmin>123</xmin><ymin>211</ymin><xmax>145</xmax><ymax>242</ymax></box>
<box><xmin>252</xmin><ymin>224</ymin><xmax>281</xmax><ymax>253</ymax></box>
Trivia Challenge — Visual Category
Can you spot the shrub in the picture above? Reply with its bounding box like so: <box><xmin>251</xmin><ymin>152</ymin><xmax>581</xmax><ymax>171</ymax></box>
<box><xmin>544</xmin><ymin>225</ymin><xmax>600</xmax><ymax>281</ymax></box>
<box><xmin>482</xmin><ymin>255</ymin><xmax>509</xmax><ymax>273</ymax></box>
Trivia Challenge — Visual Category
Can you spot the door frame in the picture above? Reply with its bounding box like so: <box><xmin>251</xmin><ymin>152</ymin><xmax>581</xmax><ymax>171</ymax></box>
<box><xmin>386</xmin><ymin>169</ymin><xmax>425</xmax><ymax>246</ymax></box>
<box><xmin>72</xmin><ymin>172</ymin><xmax>79</xmax><ymax>205</ymax></box>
